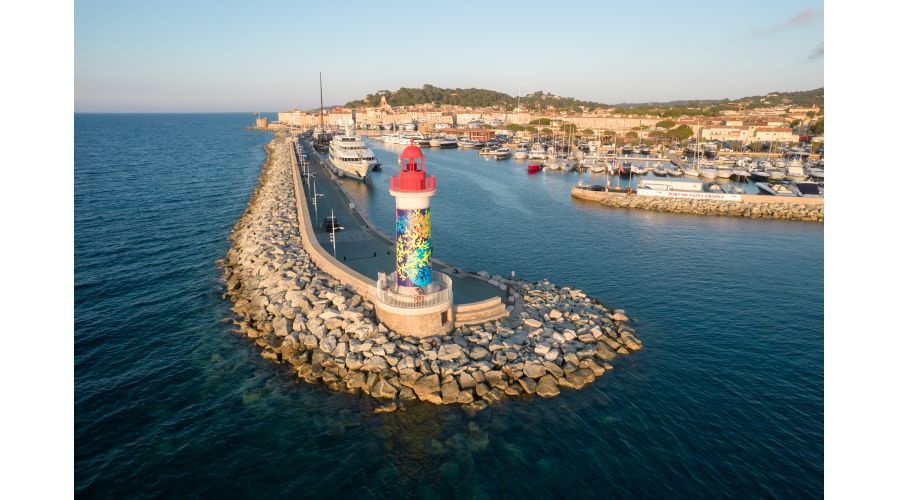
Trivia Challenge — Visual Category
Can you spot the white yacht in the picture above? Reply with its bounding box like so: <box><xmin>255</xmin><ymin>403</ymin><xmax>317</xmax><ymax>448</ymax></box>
<box><xmin>513</xmin><ymin>148</ymin><xmax>529</xmax><ymax>159</ymax></box>
<box><xmin>528</xmin><ymin>143</ymin><xmax>547</xmax><ymax>160</ymax></box>
<box><xmin>327</xmin><ymin>126</ymin><xmax>378</xmax><ymax>180</ymax></box>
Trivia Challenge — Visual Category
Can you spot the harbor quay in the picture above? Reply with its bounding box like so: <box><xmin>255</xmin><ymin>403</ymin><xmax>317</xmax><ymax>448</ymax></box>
<box><xmin>220</xmin><ymin>130</ymin><xmax>643</xmax><ymax>411</ymax></box>
<box><xmin>571</xmin><ymin>185</ymin><xmax>824</xmax><ymax>222</ymax></box>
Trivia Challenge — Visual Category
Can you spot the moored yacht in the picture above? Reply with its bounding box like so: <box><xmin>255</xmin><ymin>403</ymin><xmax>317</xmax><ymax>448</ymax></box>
<box><xmin>513</xmin><ymin>148</ymin><xmax>529</xmax><ymax>159</ymax></box>
<box><xmin>528</xmin><ymin>143</ymin><xmax>547</xmax><ymax>160</ymax></box>
<box><xmin>327</xmin><ymin>125</ymin><xmax>378</xmax><ymax>180</ymax></box>
<box><xmin>494</xmin><ymin>147</ymin><xmax>512</xmax><ymax>159</ymax></box>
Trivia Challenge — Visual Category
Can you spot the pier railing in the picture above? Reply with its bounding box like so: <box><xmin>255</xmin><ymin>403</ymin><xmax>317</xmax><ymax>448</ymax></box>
<box><xmin>376</xmin><ymin>271</ymin><xmax>452</xmax><ymax>309</ymax></box>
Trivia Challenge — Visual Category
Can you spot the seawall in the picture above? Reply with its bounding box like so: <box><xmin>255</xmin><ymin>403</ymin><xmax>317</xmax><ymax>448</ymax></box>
<box><xmin>571</xmin><ymin>187</ymin><xmax>824</xmax><ymax>222</ymax></box>
<box><xmin>221</xmin><ymin>131</ymin><xmax>643</xmax><ymax>411</ymax></box>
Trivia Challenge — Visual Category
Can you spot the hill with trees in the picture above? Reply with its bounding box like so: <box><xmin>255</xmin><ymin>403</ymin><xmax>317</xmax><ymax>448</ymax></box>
<box><xmin>343</xmin><ymin>85</ymin><xmax>823</xmax><ymax>117</ymax></box>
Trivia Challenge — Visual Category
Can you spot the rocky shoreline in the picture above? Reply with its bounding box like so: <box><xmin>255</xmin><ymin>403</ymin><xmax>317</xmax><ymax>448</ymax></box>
<box><xmin>572</xmin><ymin>188</ymin><xmax>824</xmax><ymax>222</ymax></box>
<box><xmin>220</xmin><ymin>132</ymin><xmax>642</xmax><ymax>412</ymax></box>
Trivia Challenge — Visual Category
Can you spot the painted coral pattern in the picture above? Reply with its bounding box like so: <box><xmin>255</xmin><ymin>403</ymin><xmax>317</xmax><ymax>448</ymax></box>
<box><xmin>396</xmin><ymin>208</ymin><xmax>432</xmax><ymax>287</ymax></box>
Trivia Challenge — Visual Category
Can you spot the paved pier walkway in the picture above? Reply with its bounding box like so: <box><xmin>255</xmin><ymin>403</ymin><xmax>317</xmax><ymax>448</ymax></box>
<box><xmin>294</xmin><ymin>140</ymin><xmax>501</xmax><ymax>304</ymax></box>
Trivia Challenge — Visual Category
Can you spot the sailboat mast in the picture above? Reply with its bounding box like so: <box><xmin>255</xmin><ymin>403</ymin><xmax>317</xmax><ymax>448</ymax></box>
<box><xmin>319</xmin><ymin>72</ymin><xmax>324</xmax><ymax>129</ymax></box>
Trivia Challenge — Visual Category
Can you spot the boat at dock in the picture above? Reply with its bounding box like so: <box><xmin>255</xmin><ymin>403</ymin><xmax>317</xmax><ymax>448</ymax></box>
<box><xmin>326</xmin><ymin>125</ymin><xmax>378</xmax><ymax>181</ymax></box>
<box><xmin>652</xmin><ymin>164</ymin><xmax>668</xmax><ymax>176</ymax></box>
<box><xmin>750</xmin><ymin>170</ymin><xmax>771</xmax><ymax>182</ymax></box>
<box><xmin>528</xmin><ymin>164</ymin><xmax>542</xmax><ymax>174</ymax></box>
<box><xmin>494</xmin><ymin>147</ymin><xmax>512</xmax><ymax>159</ymax></box>
<box><xmin>755</xmin><ymin>182</ymin><xmax>797</xmax><ymax>196</ymax></box>
<box><xmin>513</xmin><ymin>148</ymin><xmax>529</xmax><ymax>159</ymax></box>
<box><xmin>699</xmin><ymin>167</ymin><xmax>718</xmax><ymax>179</ymax></box>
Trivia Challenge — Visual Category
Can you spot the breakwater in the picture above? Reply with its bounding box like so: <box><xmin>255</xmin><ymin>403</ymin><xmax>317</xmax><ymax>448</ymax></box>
<box><xmin>571</xmin><ymin>187</ymin><xmax>824</xmax><ymax>222</ymax></box>
<box><xmin>220</xmin><ymin>131</ymin><xmax>642</xmax><ymax>411</ymax></box>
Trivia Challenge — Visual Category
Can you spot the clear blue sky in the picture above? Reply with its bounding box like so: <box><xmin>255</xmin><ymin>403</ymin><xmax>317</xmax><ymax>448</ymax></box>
<box><xmin>75</xmin><ymin>0</ymin><xmax>824</xmax><ymax>112</ymax></box>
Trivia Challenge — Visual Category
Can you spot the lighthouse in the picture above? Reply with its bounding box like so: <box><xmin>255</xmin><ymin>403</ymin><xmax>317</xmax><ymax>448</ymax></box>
<box><xmin>392</xmin><ymin>144</ymin><xmax>435</xmax><ymax>289</ymax></box>
<box><xmin>373</xmin><ymin>143</ymin><xmax>454</xmax><ymax>337</ymax></box>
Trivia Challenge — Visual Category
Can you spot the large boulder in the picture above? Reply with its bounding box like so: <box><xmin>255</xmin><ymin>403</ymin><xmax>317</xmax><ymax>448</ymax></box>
<box><xmin>437</xmin><ymin>344</ymin><xmax>464</xmax><ymax>361</ymax></box>
<box><xmin>441</xmin><ymin>379</ymin><xmax>460</xmax><ymax>404</ymax></box>
<box><xmin>414</xmin><ymin>374</ymin><xmax>441</xmax><ymax>401</ymax></box>
<box><xmin>536</xmin><ymin>376</ymin><xmax>560</xmax><ymax>398</ymax></box>
<box><xmin>484</xmin><ymin>370</ymin><xmax>508</xmax><ymax>390</ymax></box>
<box><xmin>272</xmin><ymin>317</ymin><xmax>290</xmax><ymax>337</ymax></box>
<box><xmin>523</xmin><ymin>362</ymin><xmax>547</xmax><ymax>379</ymax></box>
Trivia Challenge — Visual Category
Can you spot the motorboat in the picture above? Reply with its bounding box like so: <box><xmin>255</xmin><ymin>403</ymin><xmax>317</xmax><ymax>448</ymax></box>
<box><xmin>618</xmin><ymin>163</ymin><xmax>632</xmax><ymax>176</ymax></box>
<box><xmin>750</xmin><ymin>170</ymin><xmax>771</xmax><ymax>182</ymax></box>
<box><xmin>631</xmin><ymin>164</ymin><xmax>648</xmax><ymax>175</ymax></box>
<box><xmin>730</xmin><ymin>169</ymin><xmax>751</xmax><ymax>181</ymax></box>
<box><xmin>807</xmin><ymin>168</ymin><xmax>825</xmax><ymax>182</ymax></box>
<box><xmin>494</xmin><ymin>147</ymin><xmax>512</xmax><ymax>159</ymax></box>
<box><xmin>590</xmin><ymin>161</ymin><xmax>606</xmax><ymax>174</ymax></box>
<box><xmin>716</xmin><ymin>166</ymin><xmax>732</xmax><ymax>179</ymax></box>
<box><xmin>528</xmin><ymin>143</ymin><xmax>547</xmax><ymax>159</ymax></box>
<box><xmin>791</xmin><ymin>181</ymin><xmax>824</xmax><ymax>197</ymax></box>
<box><xmin>755</xmin><ymin>182</ymin><xmax>797</xmax><ymax>196</ymax></box>
<box><xmin>439</xmin><ymin>138</ymin><xmax>458</xmax><ymax>148</ymax></box>
<box><xmin>513</xmin><ymin>148</ymin><xmax>529</xmax><ymax>159</ymax></box>
<box><xmin>667</xmin><ymin>165</ymin><xmax>684</xmax><ymax>177</ymax></box>
<box><xmin>699</xmin><ymin>167</ymin><xmax>718</xmax><ymax>179</ymax></box>
<box><xmin>785</xmin><ymin>164</ymin><xmax>807</xmax><ymax>181</ymax></box>
<box><xmin>528</xmin><ymin>164</ymin><xmax>542</xmax><ymax>174</ymax></box>
<box><xmin>479</xmin><ymin>147</ymin><xmax>493</xmax><ymax>156</ymax></box>
<box><xmin>682</xmin><ymin>164</ymin><xmax>700</xmax><ymax>177</ymax></box>
<box><xmin>768</xmin><ymin>169</ymin><xmax>786</xmax><ymax>181</ymax></box>
<box><xmin>652</xmin><ymin>164</ymin><xmax>668</xmax><ymax>176</ymax></box>
<box><xmin>562</xmin><ymin>156</ymin><xmax>577</xmax><ymax>172</ymax></box>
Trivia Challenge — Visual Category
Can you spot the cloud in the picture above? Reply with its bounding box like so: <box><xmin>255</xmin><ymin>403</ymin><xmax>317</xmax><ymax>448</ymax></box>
<box><xmin>752</xmin><ymin>7</ymin><xmax>822</xmax><ymax>36</ymax></box>
<box><xmin>809</xmin><ymin>41</ymin><xmax>824</xmax><ymax>59</ymax></box>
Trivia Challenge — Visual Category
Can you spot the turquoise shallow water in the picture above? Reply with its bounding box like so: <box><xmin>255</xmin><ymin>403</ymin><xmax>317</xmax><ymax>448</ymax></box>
<box><xmin>75</xmin><ymin>115</ymin><xmax>823</xmax><ymax>498</ymax></box>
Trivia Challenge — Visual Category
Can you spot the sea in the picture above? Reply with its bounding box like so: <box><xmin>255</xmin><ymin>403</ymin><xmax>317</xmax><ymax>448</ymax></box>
<box><xmin>75</xmin><ymin>114</ymin><xmax>823</xmax><ymax>498</ymax></box>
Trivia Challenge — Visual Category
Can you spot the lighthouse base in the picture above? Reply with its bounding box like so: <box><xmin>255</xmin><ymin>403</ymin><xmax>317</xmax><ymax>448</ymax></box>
<box><xmin>374</xmin><ymin>271</ymin><xmax>454</xmax><ymax>338</ymax></box>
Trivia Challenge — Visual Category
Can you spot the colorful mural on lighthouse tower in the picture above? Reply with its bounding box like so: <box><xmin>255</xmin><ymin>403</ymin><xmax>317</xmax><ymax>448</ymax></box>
<box><xmin>396</xmin><ymin>207</ymin><xmax>432</xmax><ymax>287</ymax></box>
<box><xmin>389</xmin><ymin>143</ymin><xmax>436</xmax><ymax>289</ymax></box>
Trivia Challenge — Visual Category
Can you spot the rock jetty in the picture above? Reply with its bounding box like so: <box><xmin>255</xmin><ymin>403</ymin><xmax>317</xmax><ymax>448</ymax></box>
<box><xmin>221</xmin><ymin>132</ymin><xmax>642</xmax><ymax>412</ymax></box>
<box><xmin>572</xmin><ymin>188</ymin><xmax>824</xmax><ymax>222</ymax></box>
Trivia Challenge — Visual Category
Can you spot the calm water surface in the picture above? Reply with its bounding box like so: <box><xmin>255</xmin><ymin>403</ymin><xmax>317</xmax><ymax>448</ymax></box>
<box><xmin>75</xmin><ymin>116</ymin><xmax>823</xmax><ymax>498</ymax></box>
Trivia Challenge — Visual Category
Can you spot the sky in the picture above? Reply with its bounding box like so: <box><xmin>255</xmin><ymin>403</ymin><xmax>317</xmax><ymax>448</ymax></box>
<box><xmin>74</xmin><ymin>0</ymin><xmax>824</xmax><ymax>112</ymax></box>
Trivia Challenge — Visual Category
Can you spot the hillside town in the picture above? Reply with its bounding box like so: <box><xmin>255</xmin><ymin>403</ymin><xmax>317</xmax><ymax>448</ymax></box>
<box><xmin>277</xmin><ymin>90</ymin><xmax>824</xmax><ymax>146</ymax></box>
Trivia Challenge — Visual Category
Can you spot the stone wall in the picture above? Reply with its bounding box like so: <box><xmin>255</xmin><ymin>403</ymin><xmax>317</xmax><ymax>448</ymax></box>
<box><xmin>571</xmin><ymin>188</ymin><xmax>824</xmax><ymax>222</ymax></box>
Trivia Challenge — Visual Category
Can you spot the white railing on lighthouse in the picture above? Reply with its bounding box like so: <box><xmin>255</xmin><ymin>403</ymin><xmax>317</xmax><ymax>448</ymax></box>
<box><xmin>376</xmin><ymin>271</ymin><xmax>452</xmax><ymax>309</ymax></box>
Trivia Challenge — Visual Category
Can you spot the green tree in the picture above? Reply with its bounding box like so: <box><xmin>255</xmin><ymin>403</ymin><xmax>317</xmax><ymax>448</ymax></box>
<box><xmin>581</xmin><ymin>128</ymin><xmax>594</xmax><ymax>136</ymax></box>
<box><xmin>808</xmin><ymin>119</ymin><xmax>824</xmax><ymax>135</ymax></box>
<box><xmin>506</xmin><ymin>124</ymin><xmax>524</xmax><ymax>131</ymax></box>
<box><xmin>656</xmin><ymin>119</ymin><xmax>676</xmax><ymax>129</ymax></box>
<box><xmin>560</xmin><ymin>124</ymin><xmax>577</xmax><ymax>133</ymax></box>
<box><xmin>790</xmin><ymin>118</ymin><xmax>802</xmax><ymax>128</ymax></box>
<box><xmin>602</xmin><ymin>130</ymin><xmax>615</xmax><ymax>138</ymax></box>
<box><xmin>625</xmin><ymin>131</ymin><xmax>639</xmax><ymax>141</ymax></box>
<box><xmin>530</xmin><ymin>118</ymin><xmax>552</xmax><ymax>125</ymax></box>
<box><xmin>540</xmin><ymin>128</ymin><xmax>553</xmax><ymax>136</ymax></box>
<box><xmin>525</xmin><ymin>126</ymin><xmax>537</xmax><ymax>133</ymax></box>
<box><xmin>669</xmin><ymin>124</ymin><xmax>694</xmax><ymax>141</ymax></box>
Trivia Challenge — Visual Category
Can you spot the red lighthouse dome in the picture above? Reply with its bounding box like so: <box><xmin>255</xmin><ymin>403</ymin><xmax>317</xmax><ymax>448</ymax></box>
<box><xmin>391</xmin><ymin>142</ymin><xmax>435</xmax><ymax>192</ymax></box>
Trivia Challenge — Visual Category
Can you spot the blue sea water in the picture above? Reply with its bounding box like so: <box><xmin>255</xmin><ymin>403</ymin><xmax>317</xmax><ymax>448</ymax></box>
<box><xmin>75</xmin><ymin>115</ymin><xmax>823</xmax><ymax>498</ymax></box>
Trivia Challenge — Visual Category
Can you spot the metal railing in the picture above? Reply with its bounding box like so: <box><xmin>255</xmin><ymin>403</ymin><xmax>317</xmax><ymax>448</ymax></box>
<box><xmin>376</xmin><ymin>271</ymin><xmax>452</xmax><ymax>309</ymax></box>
